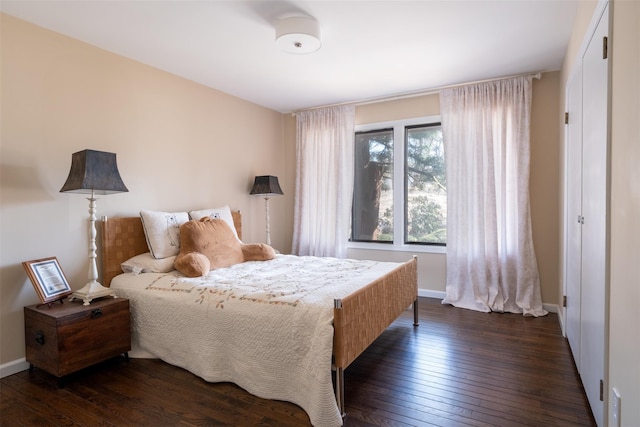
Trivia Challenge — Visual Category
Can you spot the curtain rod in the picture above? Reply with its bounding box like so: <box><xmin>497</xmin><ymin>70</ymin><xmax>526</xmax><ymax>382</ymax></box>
<box><xmin>291</xmin><ymin>71</ymin><xmax>543</xmax><ymax>115</ymax></box>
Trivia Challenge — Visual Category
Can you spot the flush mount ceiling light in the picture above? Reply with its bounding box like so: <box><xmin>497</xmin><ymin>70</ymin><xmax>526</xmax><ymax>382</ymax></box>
<box><xmin>275</xmin><ymin>16</ymin><xmax>321</xmax><ymax>54</ymax></box>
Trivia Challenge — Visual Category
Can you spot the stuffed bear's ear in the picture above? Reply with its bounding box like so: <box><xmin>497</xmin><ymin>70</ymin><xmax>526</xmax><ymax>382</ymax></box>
<box><xmin>174</xmin><ymin>252</ymin><xmax>210</xmax><ymax>277</ymax></box>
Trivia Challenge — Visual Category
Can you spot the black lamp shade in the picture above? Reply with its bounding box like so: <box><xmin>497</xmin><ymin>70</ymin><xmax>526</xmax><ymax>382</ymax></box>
<box><xmin>250</xmin><ymin>175</ymin><xmax>283</xmax><ymax>196</ymax></box>
<box><xmin>60</xmin><ymin>149</ymin><xmax>128</xmax><ymax>195</ymax></box>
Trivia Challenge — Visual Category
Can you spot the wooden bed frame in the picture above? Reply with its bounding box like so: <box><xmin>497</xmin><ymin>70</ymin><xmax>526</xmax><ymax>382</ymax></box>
<box><xmin>100</xmin><ymin>212</ymin><xmax>419</xmax><ymax>416</ymax></box>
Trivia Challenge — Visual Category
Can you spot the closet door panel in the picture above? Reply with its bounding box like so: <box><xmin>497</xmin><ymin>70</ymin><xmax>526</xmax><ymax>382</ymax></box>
<box><xmin>580</xmin><ymin>5</ymin><xmax>609</xmax><ymax>425</ymax></box>
<box><xmin>565</xmin><ymin>66</ymin><xmax>583</xmax><ymax>370</ymax></box>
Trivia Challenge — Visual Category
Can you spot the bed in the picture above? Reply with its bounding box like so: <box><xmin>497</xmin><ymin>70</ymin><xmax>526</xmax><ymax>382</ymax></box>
<box><xmin>100</xmin><ymin>212</ymin><xmax>418</xmax><ymax>427</ymax></box>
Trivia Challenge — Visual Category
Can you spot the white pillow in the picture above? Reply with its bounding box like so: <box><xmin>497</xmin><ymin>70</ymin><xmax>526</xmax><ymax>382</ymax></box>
<box><xmin>189</xmin><ymin>205</ymin><xmax>240</xmax><ymax>241</ymax></box>
<box><xmin>140</xmin><ymin>210</ymin><xmax>189</xmax><ymax>259</ymax></box>
<box><xmin>121</xmin><ymin>253</ymin><xmax>176</xmax><ymax>274</ymax></box>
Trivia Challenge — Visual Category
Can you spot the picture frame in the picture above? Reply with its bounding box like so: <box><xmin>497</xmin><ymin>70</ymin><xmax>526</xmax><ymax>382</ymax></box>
<box><xmin>22</xmin><ymin>257</ymin><xmax>73</xmax><ymax>304</ymax></box>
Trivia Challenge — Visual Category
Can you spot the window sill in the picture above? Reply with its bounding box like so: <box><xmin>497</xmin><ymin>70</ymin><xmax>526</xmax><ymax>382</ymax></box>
<box><xmin>347</xmin><ymin>241</ymin><xmax>446</xmax><ymax>254</ymax></box>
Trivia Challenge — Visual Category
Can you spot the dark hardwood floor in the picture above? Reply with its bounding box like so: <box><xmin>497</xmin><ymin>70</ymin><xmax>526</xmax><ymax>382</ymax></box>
<box><xmin>1</xmin><ymin>297</ymin><xmax>595</xmax><ymax>427</ymax></box>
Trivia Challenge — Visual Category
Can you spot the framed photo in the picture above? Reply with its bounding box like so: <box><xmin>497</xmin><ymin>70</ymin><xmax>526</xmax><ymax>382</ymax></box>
<box><xmin>22</xmin><ymin>257</ymin><xmax>73</xmax><ymax>304</ymax></box>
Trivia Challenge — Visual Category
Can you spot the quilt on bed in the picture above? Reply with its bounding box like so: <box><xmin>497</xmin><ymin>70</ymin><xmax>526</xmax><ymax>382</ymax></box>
<box><xmin>110</xmin><ymin>254</ymin><xmax>405</xmax><ymax>427</ymax></box>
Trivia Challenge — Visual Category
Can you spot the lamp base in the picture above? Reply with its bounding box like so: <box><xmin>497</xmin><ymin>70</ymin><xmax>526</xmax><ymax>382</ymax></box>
<box><xmin>68</xmin><ymin>281</ymin><xmax>116</xmax><ymax>306</ymax></box>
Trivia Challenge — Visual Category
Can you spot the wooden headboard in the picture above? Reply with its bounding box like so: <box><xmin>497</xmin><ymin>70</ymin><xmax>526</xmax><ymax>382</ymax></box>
<box><xmin>100</xmin><ymin>211</ymin><xmax>242</xmax><ymax>287</ymax></box>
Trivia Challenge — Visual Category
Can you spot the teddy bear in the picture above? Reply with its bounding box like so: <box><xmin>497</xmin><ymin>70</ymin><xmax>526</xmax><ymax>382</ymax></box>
<box><xmin>174</xmin><ymin>217</ymin><xmax>276</xmax><ymax>277</ymax></box>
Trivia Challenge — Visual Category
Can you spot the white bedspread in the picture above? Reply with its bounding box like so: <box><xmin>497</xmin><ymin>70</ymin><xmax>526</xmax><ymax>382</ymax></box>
<box><xmin>110</xmin><ymin>254</ymin><xmax>403</xmax><ymax>427</ymax></box>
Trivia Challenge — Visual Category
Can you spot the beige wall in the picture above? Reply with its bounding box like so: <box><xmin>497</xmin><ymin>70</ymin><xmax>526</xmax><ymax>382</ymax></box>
<box><xmin>0</xmin><ymin>14</ymin><xmax>288</xmax><ymax>368</ymax></box>
<box><xmin>609</xmin><ymin>1</ymin><xmax>640</xmax><ymax>425</ymax></box>
<box><xmin>529</xmin><ymin>72</ymin><xmax>562</xmax><ymax>307</ymax></box>
<box><xmin>337</xmin><ymin>75</ymin><xmax>562</xmax><ymax>305</ymax></box>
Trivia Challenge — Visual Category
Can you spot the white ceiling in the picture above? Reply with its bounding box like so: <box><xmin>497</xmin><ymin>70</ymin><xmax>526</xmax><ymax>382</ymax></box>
<box><xmin>1</xmin><ymin>0</ymin><xmax>578</xmax><ymax>113</ymax></box>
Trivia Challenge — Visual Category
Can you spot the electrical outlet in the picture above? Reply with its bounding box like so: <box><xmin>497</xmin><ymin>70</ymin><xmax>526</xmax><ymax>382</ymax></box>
<box><xmin>612</xmin><ymin>387</ymin><xmax>621</xmax><ymax>427</ymax></box>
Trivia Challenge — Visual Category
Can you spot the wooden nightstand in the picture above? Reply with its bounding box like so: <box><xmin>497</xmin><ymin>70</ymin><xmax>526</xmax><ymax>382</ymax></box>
<box><xmin>24</xmin><ymin>297</ymin><xmax>131</xmax><ymax>382</ymax></box>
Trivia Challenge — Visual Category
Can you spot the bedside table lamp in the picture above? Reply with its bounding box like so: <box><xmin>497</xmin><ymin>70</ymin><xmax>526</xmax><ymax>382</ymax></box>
<box><xmin>60</xmin><ymin>149</ymin><xmax>128</xmax><ymax>305</ymax></box>
<box><xmin>250</xmin><ymin>175</ymin><xmax>283</xmax><ymax>246</ymax></box>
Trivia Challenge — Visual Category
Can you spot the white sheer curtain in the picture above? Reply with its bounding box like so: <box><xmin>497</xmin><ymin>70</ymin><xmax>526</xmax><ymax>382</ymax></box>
<box><xmin>292</xmin><ymin>105</ymin><xmax>355</xmax><ymax>257</ymax></box>
<box><xmin>440</xmin><ymin>76</ymin><xmax>547</xmax><ymax>316</ymax></box>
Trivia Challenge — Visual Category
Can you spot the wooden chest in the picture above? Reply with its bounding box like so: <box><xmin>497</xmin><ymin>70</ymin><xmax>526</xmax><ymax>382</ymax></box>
<box><xmin>24</xmin><ymin>297</ymin><xmax>131</xmax><ymax>378</ymax></box>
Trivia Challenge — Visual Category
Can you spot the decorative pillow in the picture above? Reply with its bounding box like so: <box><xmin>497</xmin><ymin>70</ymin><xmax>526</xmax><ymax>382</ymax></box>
<box><xmin>174</xmin><ymin>217</ymin><xmax>275</xmax><ymax>277</ymax></box>
<box><xmin>121</xmin><ymin>253</ymin><xmax>176</xmax><ymax>274</ymax></box>
<box><xmin>140</xmin><ymin>210</ymin><xmax>189</xmax><ymax>259</ymax></box>
<box><xmin>189</xmin><ymin>205</ymin><xmax>240</xmax><ymax>241</ymax></box>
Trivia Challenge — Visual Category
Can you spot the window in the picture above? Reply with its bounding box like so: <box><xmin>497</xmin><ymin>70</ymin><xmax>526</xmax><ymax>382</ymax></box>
<box><xmin>353</xmin><ymin>128</ymin><xmax>394</xmax><ymax>242</ymax></box>
<box><xmin>351</xmin><ymin>117</ymin><xmax>446</xmax><ymax>248</ymax></box>
<box><xmin>405</xmin><ymin>124</ymin><xmax>446</xmax><ymax>244</ymax></box>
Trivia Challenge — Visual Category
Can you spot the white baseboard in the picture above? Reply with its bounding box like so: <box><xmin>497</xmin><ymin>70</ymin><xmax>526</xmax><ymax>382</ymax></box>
<box><xmin>543</xmin><ymin>303</ymin><xmax>559</xmax><ymax>314</ymax></box>
<box><xmin>418</xmin><ymin>289</ymin><xmax>445</xmax><ymax>299</ymax></box>
<box><xmin>0</xmin><ymin>358</ymin><xmax>29</xmax><ymax>379</ymax></box>
<box><xmin>417</xmin><ymin>290</ymin><xmax>560</xmax><ymax>317</ymax></box>
<box><xmin>557</xmin><ymin>306</ymin><xmax>567</xmax><ymax>336</ymax></box>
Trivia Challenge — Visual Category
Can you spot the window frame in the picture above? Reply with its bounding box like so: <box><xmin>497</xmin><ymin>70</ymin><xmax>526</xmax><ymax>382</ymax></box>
<box><xmin>349</xmin><ymin>115</ymin><xmax>446</xmax><ymax>255</ymax></box>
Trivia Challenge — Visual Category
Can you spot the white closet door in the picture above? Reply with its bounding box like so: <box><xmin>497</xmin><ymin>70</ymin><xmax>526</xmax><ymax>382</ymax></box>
<box><xmin>580</xmin><ymin>4</ymin><xmax>609</xmax><ymax>425</ymax></box>
<box><xmin>565</xmin><ymin>66</ymin><xmax>583</xmax><ymax>370</ymax></box>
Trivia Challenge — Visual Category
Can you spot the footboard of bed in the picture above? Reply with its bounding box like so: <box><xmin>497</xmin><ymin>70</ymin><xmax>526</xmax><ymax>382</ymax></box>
<box><xmin>332</xmin><ymin>256</ymin><xmax>418</xmax><ymax>414</ymax></box>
